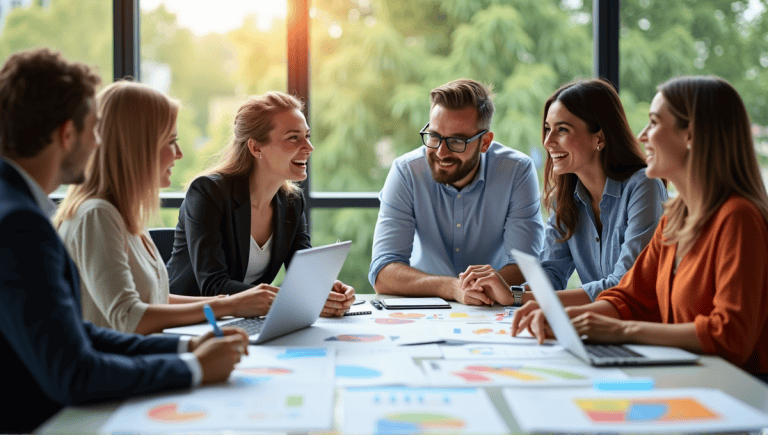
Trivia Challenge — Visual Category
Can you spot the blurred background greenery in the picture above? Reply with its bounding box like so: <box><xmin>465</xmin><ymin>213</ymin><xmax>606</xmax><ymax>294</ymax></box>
<box><xmin>3</xmin><ymin>0</ymin><xmax>768</xmax><ymax>293</ymax></box>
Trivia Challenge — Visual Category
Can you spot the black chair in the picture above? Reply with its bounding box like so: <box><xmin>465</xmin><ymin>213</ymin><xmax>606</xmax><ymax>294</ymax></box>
<box><xmin>149</xmin><ymin>227</ymin><xmax>175</xmax><ymax>265</ymax></box>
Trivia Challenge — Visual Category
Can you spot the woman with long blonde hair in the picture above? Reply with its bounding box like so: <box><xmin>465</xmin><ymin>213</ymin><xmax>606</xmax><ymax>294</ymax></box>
<box><xmin>167</xmin><ymin>91</ymin><xmax>355</xmax><ymax>317</ymax></box>
<box><xmin>513</xmin><ymin>76</ymin><xmax>768</xmax><ymax>377</ymax></box>
<box><xmin>55</xmin><ymin>81</ymin><xmax>273</xmax><ymax>334</ymax></box>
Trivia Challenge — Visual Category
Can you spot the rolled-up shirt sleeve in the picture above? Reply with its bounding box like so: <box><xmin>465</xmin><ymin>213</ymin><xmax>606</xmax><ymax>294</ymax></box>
<box><xmin>369</xmin><ymin>160</ymin><xmax>415</xmax><ymax>287</ymax></box>
<box><xmin>65</xmin><ymin>204</ymin><xmax>149</xmax><ymax>333</ymax></box>
<box><xmin>501</xmin><ymin>158</ymin><xmax>544</xmax><ymax>266</ymax></box>
<box><xmin>581</xmin><ymin>177</ymin><xmax>666</xmax><ymax>300</ymax></box>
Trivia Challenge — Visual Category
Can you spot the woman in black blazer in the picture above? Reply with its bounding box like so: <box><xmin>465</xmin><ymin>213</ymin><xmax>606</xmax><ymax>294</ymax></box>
<box><xmin>168</xmin><ymin>92</ymin><xmax>355</xmax><ymax>317</ymax></box>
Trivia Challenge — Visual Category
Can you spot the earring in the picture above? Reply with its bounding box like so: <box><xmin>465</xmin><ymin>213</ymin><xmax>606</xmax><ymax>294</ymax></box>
<box><xmin>687</xmin><ymin>144</ymin><xmax>691</xmax><ymax>150</ymax></box>
<box><xmin>596</xmin><ymin>146</ymin><xmax>600</xmax><ymax>151</ymax></box>
<box><xmin>257</xmin><ymin>151</ymin><xmax>262</xmax><ymax>159</ymax></box>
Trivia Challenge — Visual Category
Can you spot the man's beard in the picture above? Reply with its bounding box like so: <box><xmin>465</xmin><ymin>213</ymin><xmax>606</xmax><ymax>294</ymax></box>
<box><xmin>60</xmin><ymin>135</ymin><xmax>87</xmax><ymax>185</ymax></box>
<box><xmin>427</xmin><ymin>146</ymin><xmax>481</xmax><ymax>185</ymax></box>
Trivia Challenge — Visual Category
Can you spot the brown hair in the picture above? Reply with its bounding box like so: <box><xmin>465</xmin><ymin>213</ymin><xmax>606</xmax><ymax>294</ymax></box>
<box><xmin>543</xmin><ymin>78</ymin><xmax>648</xmax><ymax>242</ymax></box>
<box><xmin>198</xmin><ymin>91</ymin><xmax>303</xmax><ymax>196</ymax></box>
<box><xmin>54</xmin><ymin>81</ymin><xmax>179</xmax><ymax>234</ymax></box>
<box><xmin>659</xmin><ymin>76</ymin><xmax>768</xmax><ymax>254</ymax></box>
<box><xmin>0</xmin><ymin>48</ymin><xmax>100</xmax><ymax>158</ymax></box>
<box><xmin>430</xmin><ymin>79</ymin><xmax>495</xmax><ymax>130</ymax></box>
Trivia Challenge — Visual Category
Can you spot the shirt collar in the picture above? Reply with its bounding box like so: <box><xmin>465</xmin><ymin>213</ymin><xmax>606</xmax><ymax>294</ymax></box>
<box><xmin>1</xmin><ymin>157</ymin><xmax>57</xmax><ymax>218</ymax></box>
<box><xmin>573</xmin><ymin>176</ymin><xmax>621</xmax><ymax>204</ymax></box>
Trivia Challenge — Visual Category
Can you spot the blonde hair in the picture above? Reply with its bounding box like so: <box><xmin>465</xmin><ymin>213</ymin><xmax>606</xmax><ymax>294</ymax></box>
<box><xmin>198</xmin><ymin>91</ymin><xmax>303</xmax><ymax>196</ymax></box>
<box><xmin>54</xmin><ymin>81</ymin><xmax>179</xmax><ymax>234</ymax></box>
<box><xmin>660</xmin><ymin>76</ymin><xmax>768</xmax><ymax>254</ymax></box>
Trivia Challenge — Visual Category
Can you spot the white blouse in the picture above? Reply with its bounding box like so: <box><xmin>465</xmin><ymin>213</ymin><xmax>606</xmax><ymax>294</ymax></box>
<box><xmin>243</xmin><ymin>234</ymin><xmax>272</xmax><ymax>284</ymax></box>
<box><xmin>57</xmin><ymin>199</ymin><xmax>169</xmax><ymax>333</ymax></box>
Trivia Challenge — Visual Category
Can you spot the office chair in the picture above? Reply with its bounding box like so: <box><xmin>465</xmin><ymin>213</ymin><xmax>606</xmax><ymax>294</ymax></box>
<box><xmin>149</xmin><ymin>227</ymin><xmax>175</xmax><ymax>265</ymax></box>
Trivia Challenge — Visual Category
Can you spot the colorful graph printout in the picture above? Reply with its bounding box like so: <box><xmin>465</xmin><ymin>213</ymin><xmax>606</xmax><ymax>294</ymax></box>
<box><xmin>435</xmin><ymin>324</ymin><xmax>546</xmax><ymax>345</ymax></box>
<box><xmin>343</xmin><ymin>387</ymin><xmax>507</xmax><ymax>434</ymax></box>
<box><xmin>231</xmin><ymin>346</ymin><xmax>334</xmax><ymax>385</ymax></box>
<box><xmin>336</xmin><ymin>349</ymin><xmax>426</xmax><ymax>387</ymax></box>
<box><xmin>504</xmin><ymin>388</ymin><xmax>768</xmax><ymax>433</ymax></box>
<box><xmin>439</xmin><ymin>343</ymin><xmax>569</xmax><ymax>359</ymax></box>
<box><xmin>423</xmin><ymin>360</ymin><xmax>625</xmax><ymax>387</ymax></box>
<box><xmin>265</xmin><ymin>325</ymin><xmax>397</xmax><ymax>349</ymax></box>
<box><xmin>101</xmin><ymin>383</ymin><xmax>334</xmax><ymax>433</ymax></box>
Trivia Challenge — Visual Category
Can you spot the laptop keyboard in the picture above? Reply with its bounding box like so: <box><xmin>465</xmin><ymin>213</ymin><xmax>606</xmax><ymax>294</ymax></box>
<box><xmin>226</xmin><ymin>317</ymin><xmax>266</xmax><ymax>335</ymax></box>
<box><xmin>586</xmin><ymin>344</ymin><xmax>644</xmax><ymax>359</ymax></box>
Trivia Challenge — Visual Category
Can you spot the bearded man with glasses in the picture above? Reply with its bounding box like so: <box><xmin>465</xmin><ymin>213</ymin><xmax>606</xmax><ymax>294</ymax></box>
<box><xmin>369</xmin><ymin>79</ymin><xmax>544</xmax><ymax>305</ymax></box>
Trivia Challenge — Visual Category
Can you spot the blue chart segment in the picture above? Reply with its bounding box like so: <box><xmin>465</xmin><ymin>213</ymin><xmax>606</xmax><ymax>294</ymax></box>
<box><xmin>277</xmin><ymin>348</ymin><xmax>327</xmax><ymax>359</ymax></box>
<box><xmin>336</xmin><ymin>365</ymin><xmax>382</xmax><ymax>379</ymax></box>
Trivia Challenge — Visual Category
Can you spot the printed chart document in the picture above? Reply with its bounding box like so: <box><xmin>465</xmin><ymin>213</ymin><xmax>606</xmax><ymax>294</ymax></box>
<box><xmin>343</xmin><ymin>387</ymin><xmax>508</xmax><ymax>434</ymax></box>
<box><xmin>424</xmin><ymin>360</ymin><xmax>626</xmax><ymax>387</ymax></box>
<box><xmin>232</xmin><ymin>346</ymin><xmax>334</xmax><ymax>385</ymax></box>
<box><xmin>440</xmin><ymin>343</ymin><xmax>569</xmax><ymax>359</ymax></box>
<box><xmin>435</xmin><ymin>324</ymin><xmax>552</xmax><ymax>345</ymax></box>
<box><xmin>335</xmin><ymin>349</ymin><xmax>426</xmax><ymax>387</ymax></box>
<box><xmin>503</xmin><ymin>387</ymin><xmax>768</xmax><ymax>433</ymax></box>
<box><xmin>100</xmin><ymin>382</ymin><xmax>334</xmax><ymax>433</ymax></box>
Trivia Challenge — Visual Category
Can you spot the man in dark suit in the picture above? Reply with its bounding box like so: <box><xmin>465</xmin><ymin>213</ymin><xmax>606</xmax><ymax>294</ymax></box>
<box><xmin>0</xmin><ymin>48</ymin><xmax>250</xmax><ymax>433</ymax></box>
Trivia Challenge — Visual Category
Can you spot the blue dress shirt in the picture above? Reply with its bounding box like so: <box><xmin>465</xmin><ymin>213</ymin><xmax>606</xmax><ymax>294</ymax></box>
<box><xmin>369</xmin><ymin>142</ymin><xmax>545</xmax><ymax>286</ymax></box>
<box><xmin>540</xmin><ymin>168</ymin><xmax>667</xmax><ymax>300</ymax></box>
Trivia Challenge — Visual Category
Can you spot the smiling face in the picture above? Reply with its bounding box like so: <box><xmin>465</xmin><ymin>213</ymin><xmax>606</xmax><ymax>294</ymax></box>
<box><xmin>158</xmin><ymin>127</ymin><xmax>182</xmax><ymax>188</ymax></box>
<box><xmin>543</xmin><ymin>100</ymin><xmax>603</xmax><ymax>180</ymax></box>
<box><xmin>425</xmin><ymin>104</ymin><xmax>491</xmax><ymax>189</ymax></box>
<box><xmin>638</xmin><ymin>92</ymin><xmax>690</xmax><ymax>185</ymax></box>
<box><xmin>258</xmin><ymin>108</ymin><xmax>313</xmax><ymax>181</ymax></box>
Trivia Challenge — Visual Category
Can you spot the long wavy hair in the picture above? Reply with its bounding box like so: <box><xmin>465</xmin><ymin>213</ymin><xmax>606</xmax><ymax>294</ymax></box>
<box><xmin>54</xmin><ymin>81</ymin><xmax>178</xmax><ymax>234</ymax></box>
<box><xmin>197</xmin><ymin>91</ymin><xmax>303</xmax><ymax>197</ymax></box>
<box><xmin>543</xmin><ymin>78</ymin><xmax>648</xmax><ymax>241</ymax></box>
<box><xmin>659</xmin><ymin>76</ymin><xmax>768</xmax><ymax>254</ymax></box>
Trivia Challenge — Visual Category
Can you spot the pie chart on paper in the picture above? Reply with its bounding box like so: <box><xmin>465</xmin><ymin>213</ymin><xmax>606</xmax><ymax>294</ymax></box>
<box><xmin>146</xmin><ymin>403</ymin><xmax>206</xmax><ymax>423</ymax></box>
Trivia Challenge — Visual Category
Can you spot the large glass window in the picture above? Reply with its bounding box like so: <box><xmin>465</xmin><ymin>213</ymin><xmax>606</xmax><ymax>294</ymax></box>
<box><xmin>309</xmin><ymin>0</ymin><xmax>593</xmax><ymax>292</ymax></box>
<box><xmin>0</xmin><ymin>0</ymin><xmax>113</xmax><ymax>79</ymax></box>
<box><xmin>620</xmin><ymin>0</ymin><xmax>768</xmax><ymax>174</ymax></box>
<box><xmin>140</xmin><ymin>0</ymin><xmax>288</xmax><ymax>228</ymax></box>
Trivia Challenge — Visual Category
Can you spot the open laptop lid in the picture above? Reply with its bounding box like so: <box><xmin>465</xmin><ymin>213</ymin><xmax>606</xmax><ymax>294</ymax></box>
<box><xmin>511</xmin><ymin>249</ymin><xmax>592</xmax><ymax>363</ymax></box>
<box><xmin>163</xmin><ymin>241</ymin><xmax>351</xmax><ymax>343</ymax></box>
<box><xmin>252</xmin><ymin>241</ymin><xmax>351</xmax><ymax>343</ymax></box>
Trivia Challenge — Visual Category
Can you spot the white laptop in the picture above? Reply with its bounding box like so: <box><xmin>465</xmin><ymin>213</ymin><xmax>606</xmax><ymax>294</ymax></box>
<box><xmin>511</xmin><ymin>249</ymin><xmax>699</xmax><ymax>367</ymax></box>
<box><xmin>164</xmin><ymin>241</ymin><xmax>352</xmax><ymax>344</ymax></box>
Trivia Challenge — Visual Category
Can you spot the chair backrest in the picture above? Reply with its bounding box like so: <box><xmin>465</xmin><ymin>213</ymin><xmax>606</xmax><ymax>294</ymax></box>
<box><xmin>149</xmin><ymin>227</ymin><xmax>175</xmax><ymax>265</ymax></box>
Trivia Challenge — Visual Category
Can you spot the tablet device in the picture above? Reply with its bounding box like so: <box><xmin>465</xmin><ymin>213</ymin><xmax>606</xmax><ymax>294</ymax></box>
<box><xmin>379</xmin><ymin>297</ymin><xmax>451</xmax><ymax>309</ymax></box>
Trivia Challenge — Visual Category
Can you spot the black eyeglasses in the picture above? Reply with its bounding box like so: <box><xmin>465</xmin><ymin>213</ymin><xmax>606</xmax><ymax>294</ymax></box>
<box><xmin>419</xmin><ymin>123</ymin><xmax>488</xmax><ymax>153</ymax></box>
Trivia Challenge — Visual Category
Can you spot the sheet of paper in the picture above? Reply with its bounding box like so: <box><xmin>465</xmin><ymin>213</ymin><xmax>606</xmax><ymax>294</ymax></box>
<box><xmin>401</xmin><ymin>343</ymin><xmax>444</xmax><ymax>359</ymax></box>
<box><xmin>434</xmin><ymin>323</ymin><xmax>553</xmax><ymax>345</ymax></box>
<box><xmin>231</xmin><ymin>346</ymin><xmax>334</xmax><ymax>385</ymax></box>
<box><xmin>440</xmin><ymin>343</ymin><xmax>569</xmax><ymax>359</ymax></box>
<box><xmin>342</xmin><ymin>387</ymin><xmax>508</xmax><ymax>434</ymax></box>
<box><xmin>423</xmin><ymin>360</ymin><xmax>626</xmax><ymax>387</ymax></box>
<box><xmin>100</xmin><ymin>382</ymin><xmax>334</xmax><ymax>433</ymax></box>
<box><xmin>335</xmin><ymin>349</ymin><xmax>426</xmax><ymax>387</ymax></box>
<box><xmin>263</xmin><ymin>324</ymin><xmax>397</xmax><ymax>349</ymax></box>
<box><xmin>504</xmin><ymin>387</ymin><xmax>768</xmax><ymax>433</ymax></box>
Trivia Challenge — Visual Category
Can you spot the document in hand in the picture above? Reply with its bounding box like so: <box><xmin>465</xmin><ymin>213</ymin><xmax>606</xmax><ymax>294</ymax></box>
<box><xmin>379</xmin><ymin>297</ymin><xmax>451</xmax><ymax>309</ymax></box>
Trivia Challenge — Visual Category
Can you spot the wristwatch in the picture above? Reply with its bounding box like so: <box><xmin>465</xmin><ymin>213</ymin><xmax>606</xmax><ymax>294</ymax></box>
<box><xmin>510</xmin><ymin>285</ymin><xmax>525</xmax><ymax>307</ymax></box>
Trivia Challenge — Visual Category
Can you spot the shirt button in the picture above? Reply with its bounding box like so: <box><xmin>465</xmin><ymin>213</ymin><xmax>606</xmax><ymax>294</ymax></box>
<box><xmin>455</xmin><ymin>248</ymin><xmax>460</xmax><ymax>252</ymax></box>
<box><xmin>457</xmin><ymin>194</ymin><xmax>461</xmax><ymax>199</ymax></box>
<box><xmin>595</xmin><ymin>237</ymin><xmax>600</xmax><ymax>242</ymax></box>
<box><xmin>456</xmin><ymin>223</ymin><xmax>461</xmax><ymax>228</ymax></box>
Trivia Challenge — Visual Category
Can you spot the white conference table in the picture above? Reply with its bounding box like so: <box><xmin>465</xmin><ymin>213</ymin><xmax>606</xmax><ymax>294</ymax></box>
<box><xmin>38</xmin><ymin>294</ymin><xmax>768</xmax><ymax>434</ymax></box>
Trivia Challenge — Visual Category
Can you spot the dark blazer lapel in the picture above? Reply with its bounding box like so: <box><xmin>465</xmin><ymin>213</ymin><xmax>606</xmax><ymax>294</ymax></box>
<box><xmin>232</xmin><ymin>177</ymin><xmax>251</xmax><ymax>280</ymax></box>
<box><xmin>269</xmin><ymin>192</ymin><xmax>287</xmax><ymax>278</ymax></box>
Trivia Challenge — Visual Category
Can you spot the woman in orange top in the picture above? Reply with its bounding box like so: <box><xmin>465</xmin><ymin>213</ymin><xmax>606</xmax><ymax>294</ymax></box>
<box><xmin>512</xmin><ymin>76</ymin><xmax>768</xmax><ymax>376</ymax></box>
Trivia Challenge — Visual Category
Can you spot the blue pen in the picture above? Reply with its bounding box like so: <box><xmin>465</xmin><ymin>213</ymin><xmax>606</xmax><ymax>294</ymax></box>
<box><xmin>203</xmin><ymin>303</ymin><xmax>224</xmax><ymax>337</ymax></box>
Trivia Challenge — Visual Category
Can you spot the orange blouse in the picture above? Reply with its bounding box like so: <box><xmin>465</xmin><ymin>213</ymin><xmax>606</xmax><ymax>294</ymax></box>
<box><xmin>597</xmin><ymin>195</ymin><xmax>768</xmax><ymax>373</ymax></box>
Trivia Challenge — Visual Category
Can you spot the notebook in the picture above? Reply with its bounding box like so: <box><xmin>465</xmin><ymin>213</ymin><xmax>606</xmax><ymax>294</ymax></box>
<box><xmin>380</xmin><ymin>297</ymin><xmax>451</xmax><ymax>309</ymax></box>
<box><xmin>511</xmin><ymin>249</ymin><xmax>700</xmax><ymax>367</ymax></box>
<box><xmin>164</xmin><ymin>241</ymin><xmax>352</xmax><ymax>344</ymax></box>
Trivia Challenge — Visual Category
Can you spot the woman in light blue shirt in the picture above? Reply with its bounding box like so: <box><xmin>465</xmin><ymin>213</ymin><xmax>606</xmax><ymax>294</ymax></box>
<box><xmin>463</xmin><ymin>78</ymin><xmax>666</xmax><ymax>306</ymax></box>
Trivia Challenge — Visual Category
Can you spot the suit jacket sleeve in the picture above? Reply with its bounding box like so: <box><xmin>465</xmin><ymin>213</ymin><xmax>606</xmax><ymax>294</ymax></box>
<box><xmin>0</xmin><ymin>209</ymin><xmax>192</xmax><ymax>405</ymax></box>
<box><xmin>182</xmin><ymin>177</ymin><xmax>252</xmax><ymax>296</ymax></box>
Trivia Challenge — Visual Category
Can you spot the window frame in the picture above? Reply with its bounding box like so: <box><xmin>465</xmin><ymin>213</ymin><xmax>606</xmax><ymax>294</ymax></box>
<box><xmin>113</xmin><ymin>0</ymin><xmax>619</xmax><ymax>220</ymax></box>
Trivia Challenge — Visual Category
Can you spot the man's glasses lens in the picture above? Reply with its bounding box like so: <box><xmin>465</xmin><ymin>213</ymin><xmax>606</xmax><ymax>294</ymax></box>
<box><xmin>420</xmin><ymin>132</ymin><xmax>468</xmax><ymax>153</ymax></box>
